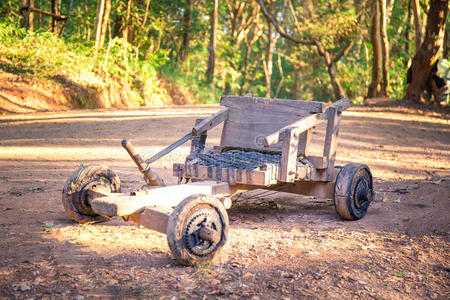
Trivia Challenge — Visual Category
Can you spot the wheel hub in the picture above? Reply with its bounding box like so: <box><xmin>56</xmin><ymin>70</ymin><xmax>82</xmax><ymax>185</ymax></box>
<box><xmin>354</xmin><ymin>178</ymin><xmax>371</xmax><ymax>209</ymax></box>
<box><xmin>184</xmin><ymin>209</ymin><xmax>222</xmax><ymax>256</ymax></box>
<box><xmin>79</xmin><ymin>178</ymin><xmax>111</xmax><ymax>215</ymax></box>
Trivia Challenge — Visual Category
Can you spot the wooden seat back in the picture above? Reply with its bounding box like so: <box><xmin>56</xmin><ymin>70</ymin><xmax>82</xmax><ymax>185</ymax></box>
<box><xmin>219</xmin><ymin>95</ymin><xmax>324</xmax><ymax>154</ymax></box>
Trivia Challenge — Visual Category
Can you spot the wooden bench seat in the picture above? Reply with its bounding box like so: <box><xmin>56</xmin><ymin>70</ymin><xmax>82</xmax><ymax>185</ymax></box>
<box><xmin>173</xmin><ymin>95</ymin><xmax>350</xmax><ymax>185</ymax></box>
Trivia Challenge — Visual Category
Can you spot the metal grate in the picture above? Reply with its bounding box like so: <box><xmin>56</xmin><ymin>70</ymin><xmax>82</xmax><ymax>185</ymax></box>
<box><xmin>189</xmin><ymin>149</ymin><xmax>282</xmax><ymax>170</ymax></box>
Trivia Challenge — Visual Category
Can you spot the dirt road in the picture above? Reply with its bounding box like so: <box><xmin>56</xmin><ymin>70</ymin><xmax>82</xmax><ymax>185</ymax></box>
<box><xmin>0</xmin><ymin>104</ymin><xmax>449</xmax><ymax>299</ymax></box>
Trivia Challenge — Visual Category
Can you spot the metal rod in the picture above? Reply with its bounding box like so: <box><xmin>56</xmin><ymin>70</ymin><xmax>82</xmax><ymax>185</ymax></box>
<box><xmin>145</xmin><ymin>132</ymin><xmax>194</xmax><ymax>165</ymax></box>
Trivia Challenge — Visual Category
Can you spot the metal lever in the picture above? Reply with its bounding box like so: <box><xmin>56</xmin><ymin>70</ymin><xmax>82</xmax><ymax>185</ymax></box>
<box><xmin>145</xmin><ymin>132</ymin><xmax>194</xmax><ymax>165</ymax></box>
<box><xmin>122</xmin><ymin>140</ymin><xmax>165</xmax><ymax>186</ymax></box>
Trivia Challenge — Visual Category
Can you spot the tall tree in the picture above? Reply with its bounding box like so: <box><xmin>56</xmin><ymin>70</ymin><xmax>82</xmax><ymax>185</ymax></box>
<box><xmin>19</xmin><ymin>0</ymin><xmax>34</xmax><ymax>31</ymax></box>
<box><xmin>51</xmin><ymin>0</ymin><xmax>60</xmax><ymax>34</ymax></box>
<box><xmin>412</xmin><ymin>0</ymin><xmax>423</xmax><ymax>51</ymax></box>
<box><xmin>179</xmin><ymin>0</ymin><xmax>193</xmax><ymax>62</ymax></box>
<box><xmin>222</xmin><ymin>0</ymin><xmax>261</xmax><ymax>94</ymax></box>
<box><xmin>113</xmin><ymin>0</ymin><xmax>135</xmax><ymax>43</ymax></box>
<box><xmin>380</xmin><ymin>0</ymin><xmax>389</xmax><ymax>96</ymax></box>
<box><xmin>404</xmin><ymin>0</ymin><xmax>448</xmax><ymax>103</ymax></box>
<box><xmin>206</xmin><ymin>0</ymin><xmax>219</xmax><ymax>83</ymax></box>
<box><xmin>94</xmin><ymin>0</ymin><xmax>111</xmax><ymax>51</ymax></box>
<box><xmin>262</xmin><ymin>2</ymin><xmax>277</xmax><ymax>98</ymax></box>
<box><xmin>380</xmin><ymin>0</ymin><xmax>390</xmax><ymax>96</ymax></box>
<box><xmin>258</xmin><ymin>0</ymin><xmax>354</xmax><ymax>100</ymax></box>
<box><xmin>367</xmin><ymin>0</ymin><xmax>383</xmax><ymax>98</ymax></box>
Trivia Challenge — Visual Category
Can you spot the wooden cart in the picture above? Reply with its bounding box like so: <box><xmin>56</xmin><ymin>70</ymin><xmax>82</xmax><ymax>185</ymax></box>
<box><xmin>62</xmin><ymin>95</ymin><xmax>374</xmax><ymax>266</ymax></box>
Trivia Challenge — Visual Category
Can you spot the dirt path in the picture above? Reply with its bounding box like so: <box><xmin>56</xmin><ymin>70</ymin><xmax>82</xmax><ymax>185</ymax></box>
<box><xmin>0</xmin><ymin>104</ymin><xmax>449</xmax><ymax>299</ymax></box>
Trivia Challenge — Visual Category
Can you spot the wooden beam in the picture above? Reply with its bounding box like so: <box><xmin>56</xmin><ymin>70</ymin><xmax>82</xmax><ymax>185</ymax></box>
<box><xmin>174</xmin><ymin>163</ymin><xmax>277</xmax><ymax>186</ymax></box>
<box><xmin>280</xmin><ymin>128</ymin><xmax>299</xmax><ymax>182</ymax></box>
<box><xmin>298</xmin><ymin>128</ymin><xmax>312</xmax><ymax>156</ymax></box>
<box><xmin>270</xmin><ymin>167</ymin><xmax>341</xmax><ymax>199</ymax></box>
<box><xmin>192</xmin><ymin>107</ymin><xmax>229</xmax><ymax>135</ymax></box>
<box><xmin>323</xmin><ymin>107</ymin><xmax>341</xmax><ymax>181</ymax></box>
<box><xmin>90</xmin><ymin>181</ymin><xmax>231</xmax><ymax>217</ymax></box>
<box><xmin>220</xmin><ymin>95</ymin><xmax>324</xmax><ymax>113</ymax></box>
<box><xmin>264</xmin><ymin>113</ymin><xmax>322</xmax><ymax>147</ymax></box>
<box><xmin>124</xmin><ymin>206</ymin><xmax>172</xmax><ymax>234</ymax></box>
<box><xmin>190</xmin><ymin>118</ymin><xmax>207</xmax><ymax>154</ymax></box>
<box><xmin>305</xmin><ymin>155</ymin><xmax>328</xmax><ymax>169</ymax></box>
<box><xmin>326</xmin><ymin>98</ymin><xmax>350</xmax><ymax>112</ymax></box>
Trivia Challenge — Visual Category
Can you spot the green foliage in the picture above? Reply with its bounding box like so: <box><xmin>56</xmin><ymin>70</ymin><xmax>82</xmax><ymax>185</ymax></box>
<box><xmin>160</xmin><ymin>46</ymin><xmax>220</xmax><ymax>104</ymax></box>
<box><xmin>0</xmin><ymin>20</ymin><xmax>169</xmax><ymax>107</ymax></box>
<box><xmin>0</xmin><ymin>0</ymin><xmax>447</xmax><ymax>108</ymax></box>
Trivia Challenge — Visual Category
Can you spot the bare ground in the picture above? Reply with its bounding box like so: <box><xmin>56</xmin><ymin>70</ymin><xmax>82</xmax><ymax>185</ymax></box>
<box><xmin>0</xmin><ymin>104</ymin><xmax>449</xmax><ymax>299</ymax></box>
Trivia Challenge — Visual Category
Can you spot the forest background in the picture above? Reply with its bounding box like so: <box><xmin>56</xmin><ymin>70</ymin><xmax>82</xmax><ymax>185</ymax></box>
<box><xmin>0</xmin><ymin>0</ymin><xmax>448</xmax><ymax>111</ymax></box>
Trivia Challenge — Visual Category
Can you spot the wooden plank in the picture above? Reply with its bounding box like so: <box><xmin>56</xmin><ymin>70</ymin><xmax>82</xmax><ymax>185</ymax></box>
<box><xmin>298</xmin><ymin>128</ymin><xmax>312</xmax><ymax>156</ymax></box>
<box><xmin>175</xmin><ymin>162</ymin><xmax>323</xmax><ymax>184</ymax></box>
<box><xmin>264</xmin><ymin>113</ymin><xmax>322</xmax><ymax>147</ymax></box>
<box><xmin>273</xmin><ymin>180</ymin><xmax>336</xmax><ymax>199</ymax></box>
<box><xmin>323</xmin><ymin>107</ymin><xmax>341</xmax><ymax>181</ymax></box>
<box><xmin>220</xmin><ymin>109</ymin><xmax>310</xmax><ymax>152</ymax></box>
<box><xmin>325</xmin><ymin>98</ymin><xmax>350</xmax><ymax>112</ymax></box>
<box><xmin>124</xmin><ymin>206</ymin><xmax>172</xmax><ymax>234</ymax></box>
<box><xmin>219</xmin><ymin>97</ymin><xmax>314</xmax><ymax>153</ymax></box>
<box><xmin>91</xmin><ymin>181</ymin><xmax>231</xmax><ymax>217</ymax></box>
<box><xmin>190</xmin><ymin>118</ymin><xmax>207</xmax><ymax>154</ymax></box>
<box><xmin>220</xmin><ymin>95</ymin><xmax>324</xmax><ymax>113</ymax></box>
<box><xmin>280</xmin><ymin>128</ymin><xmax>299</xmax><ymax>182</ymax></box>
<box><xmin>192</xmin><ymin>107</ymin><xmax>229</xmax><ymax>135</ymax></box>
<box><xmin>271</xmin><ymin>167</ymin><xmax>341</xmax><ymax>198</ymax></box>
<box><xmin>305</xmin><ymin>155</ymin><xmax>328</xmax><ymax>169</ymax></box>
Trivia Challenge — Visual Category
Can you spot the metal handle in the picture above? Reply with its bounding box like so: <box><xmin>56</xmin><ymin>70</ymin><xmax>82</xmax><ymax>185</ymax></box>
<box><xmin>122</xmin><ymin>139</ymin><xmax>165</xmax><ymax>186</ymax></box>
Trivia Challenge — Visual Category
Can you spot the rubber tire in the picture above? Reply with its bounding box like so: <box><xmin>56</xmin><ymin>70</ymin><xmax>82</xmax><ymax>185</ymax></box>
<box><xmin>62</xmin><ymin>165</ymin><xmax>121</xmax><ymax>224</ymax></box>
<box><xmin>167</xmin><ymin>194</ymin><xmax>229</xmax><ymax>266</ymax></box>
<box><xmin>334</xmin><ymin>163</ymin><xmax>373</xmax><ymax>220</ymax></box>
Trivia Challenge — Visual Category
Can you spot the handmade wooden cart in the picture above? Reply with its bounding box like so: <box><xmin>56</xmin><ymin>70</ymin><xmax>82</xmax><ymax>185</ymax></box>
<box><xmin>62</xmin><ymin>95</ymin><xmax>374</xmax><ymax>266</ymax></box>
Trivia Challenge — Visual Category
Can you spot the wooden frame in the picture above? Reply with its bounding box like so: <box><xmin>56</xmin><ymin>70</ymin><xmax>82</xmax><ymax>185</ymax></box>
<box><xmin>176</xmin><ymin>96</ymin><xmax>350</xmax><ymax>185</ymax></box>
<box><xmin>86</xmin><ymin>95</ymin><xmax>350</xmax><ymax>236</ymax></box>
<box><xmin>59</xmin><ymin>93</ymin><xmax>378</xmax><ymax>267</ymax></box>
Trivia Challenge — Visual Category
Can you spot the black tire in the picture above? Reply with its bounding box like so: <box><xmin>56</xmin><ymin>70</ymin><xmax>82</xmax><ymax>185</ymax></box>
<box><xmin>334</xmin><ymin>163</ymin><xmax>373</xmax><ymax>220</ymax></box>
<box><xmin>167</xmin><ymin>194</ymin><xmax>228</xmax><ymax>266</ymax></box>
<box><xmin>62</xmin><ymin>165</ymin><xmax>121</xmax><ymax>224</ymax></box>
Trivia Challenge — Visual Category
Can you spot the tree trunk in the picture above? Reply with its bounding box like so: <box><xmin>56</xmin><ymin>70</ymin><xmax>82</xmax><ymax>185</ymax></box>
<box><xmin>263</xmin><ymin>13</ymin><xmax>276</xmax><ymax>98</ymax></box>
<box><xmin>313</xmin><ymin>40</ymin><xmax>347</xmax><ymax>99</ymax></box>
<box><xmin>123</xmin><ymin>0</ymin><xmax>134</xmax><ymax>43</ymax></box>
<box><xmin>404</xmin><ymin>0</ymin><xmax>448</xmax><ymax>103</ymax></box>
<box><xmin>444</xmin><ymin>26</ymin><xmax>449</xmax><ymax>59</ymax></box>
<box><xmin>94</xmin><ymin>0</ymin><xmax>105</xmax><ymax>50</ymax></box>
<box><xmin>51</xmin><ymin>0</ymin><xmax>59</xmax><ymax>34</ymax></box>
<box><xmin>28</xmin><ymin>0</ymin><xmax>34</xmax><ymax>32</ymax></box>
<box><xmin>380</xmin><ymin>0</ymin><xmax>390</xmax><ymax>96</ymax></box>
<box><xmin>95</xmin><ymin>0</ymin><xmax>111</xmax><ymax>51</ymax></box>
<box><xmin>239</xmin><ymin>41</ymin><xmax>253</xmax><ymax>95</ymax></box>
<box><xmin>367</xmin><ymin>0</ymin><xmax>383</xmax><ymax>98</ymax></box>
<box><xmin>404</xmin><ymin>0</ymin><xmax>413</xmax><ymax>67</ymax></box>
<box><xmin>100</xmin><ymin>0</ymin><xmax>111</xmax><ymax>47</ymax></box>
<box><xmin>412</xmin><ymin>0</ymin><xmax>422</xmax><ymax>51</ymax></box>
<box><xmin>179</xmin><ymin>0</ymin><xmax>193</xmax><ymax>62</ymax></box>
<box><xmin>19</xmin><ymin>0</ymin><xmax>34</xmax><ymax>31</ymax></box>
<box><xmin>257</xmin><ymin>0</ymin><xmax>352</xmax><ymax>100</ymax></box>
<box><xmin>292</xmin><ymin>68</ymin><xmax>302</xmax><ymax>100</ymax></box>
<box><xmin>206</xmin><ymin>0</ymin><xmax>219</xmax><ymax>84</ymax></box>
<box><xmin>326</xmin><ymin>61</ymin><xmax>346</xmax><ymax>99</ymax></box>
